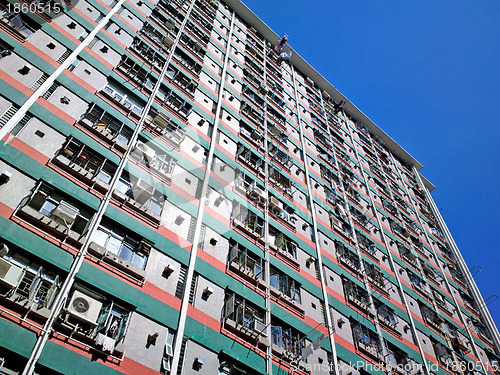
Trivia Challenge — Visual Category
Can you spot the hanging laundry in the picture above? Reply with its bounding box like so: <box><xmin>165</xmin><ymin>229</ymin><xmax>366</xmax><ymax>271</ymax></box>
<box><xmin>277</xmin><ymin>51</ymin><xmax>292</xmax><ymax>64</ymax></box>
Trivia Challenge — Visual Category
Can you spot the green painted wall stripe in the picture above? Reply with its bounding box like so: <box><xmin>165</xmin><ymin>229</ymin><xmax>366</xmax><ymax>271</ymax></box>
<box><xmin>0</xmin><ymin>217</ymin><xmax>73</xmax><ymax>271</ymax></box>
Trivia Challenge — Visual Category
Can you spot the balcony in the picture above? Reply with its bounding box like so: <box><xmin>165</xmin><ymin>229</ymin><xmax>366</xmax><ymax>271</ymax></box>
<box><xmin>365</xmin><ymin>263</ymin><xmax>387</xmax><ymax>291</ymax></box>
<box><xmin>270</xmin><ymin>322</ymin><xmax>307</xmax><ymax>367</ymax></box>
<box><xmin>0</xmin><ymin>249</ymin><xmax>61</xmax><ymax>320</ymax></box>
<box><xmin>130</xmin><ymin>37</ymin><xmax>166</xmax><ymax>70</ymax></box>
<box><xmin>112</xmin><ymin>173</ymin><xmax>165</xmax><ymax>225</ymax></box>
<box><xmin>78</xmin><ymin>104</ymin><xmax>132</xmax><ymax>154</ymax></box>
<box><xmin>268</xmin><ymin>196</ymin><xmax>296</xmax><ymax>231</ymax></box>
<box><xmin>0</xmin><ymin>12</ymin><xmax>39</xmax><ymax>41</ymax></box>
<box><xmin>336</xmin><ymin>245</ymin><xmax>361</xmax><ymax>274</ymax></box>
<box><xmin>223</xmin><ymin>293</ymin><xmax>269</xmax><ymax>348</ymax></box>
<box><xmin>386</xmin><ymin>346</ymin><xmax>419</xmax><ymax>375</ymax></box>
<box><xmin>352</xmin><ymin>323</ymin><xmax>383</xmax><ymax>360</ymax></box>
<box><xmin>99</xmin><ymin>83</ymin><xmax>144</xmax><ymax>121</ymax></box>
<box><xmin>236</xmin><ymin>145</ymin><xmax>263</xmax><ymax>175</ymax></box>
<box><xmin>145</xmin><ymin>110</ymin><xmax>187</xmax><ymax>148</ymax></box>
<box><xmin>155</xmin><ymin>86</ymin><xmax>193</xmax><ymax>121</ymax></box>
<box><xmin>268</xmin><ymin>166</ymin><xmax>293</xmax><ymax>198</ymax></box>
<box><xmin>116</xmin><ymin>55</ymin><xmax>157</xmax><ymax>95</ymax></box>
<box><xmin>270</xmin><ymin>267</ymin><xmax>304</xmax><ymax>316</ymax></box>
<box><xmin>314</xmin><ymin>130</ymin><xmax>333</xmax><ymax>151</ymax></box>
<box><xmin>377</xmin><ymin>304</ymin><xmax>399</xmax><ymax>333</ymax></box>
<box><xmin>141</xmin><ymin>19</ymin><xmax>176</xmax><ymax>49</ymax></box>
<box><xmin>242</xmin><ymin>85</ymin><xmax>265</xmax><ymax>109</ymax></box>
<box><xmin>88</xmin><ymin>221</ymin><xmax>151</xmax><ymax>281</ymax></box>
<box><xmin>330</xmin><ymin>213</ymin><xmax>353</xmax><ymax>242</ymax></box>
<box><xmin>239</xmin><ymin>124</ymin><xmax>263</xmax><ymax>150</ymax></box>
<box><xmin>232</xmin><ymin>204</ymin><xmax>264</xmax><ymax>241</ymax></box>
<box><xmin>57</xmin><ymin>288</ymin><xmax>129</xmax><ymax>359</ymax></box>
<box><xmin>179</xmin><ymin>32</ymin><xmax>206</xmax><ymax>61</ymax></box>
<box><xmin>165</xmin><ymin>66</ymin><xmax>199</xmax><ymax>97</ymax></box>
<box><xmin>130</xmin><ymin>140</ymin><xmax>177</xmax><ymax>184</ymax></box>
<box><xmin>228</xmin><ymin>243</ymin><xmax>266</xmax><ymax>288</ymax></box>
<box><xmin>420</xmin><ymin>305</ymin><xmax>445</xmax><ymax>334</ymax></box>
<box><xmin>172</xmin><ymin>48</ymin><xmax>202</xmax><ymax>77</ymax></box>
<box><xmin>190</xmin><ymin>10</ymin><xmax>213</xmax><ymax>33</ymax></box>
<box><xmin>409</xmin><ymin>273</ymin><xmax>430</xmax><ymax>298</ymax></box>
<box><xmin>269</xmin><ymin>144</ymin><xmax>292</xmax><ymax>170</ymax></box>
<box><xmin>240</xmin><ymin>101</ymin><xmax>264</xmax><ymax>126</ymax></box>
<box><xmin>51</xmin><ymin>137</ymin><xmax>117</xmax><ymax>194</ymax></box>
<box><xmin>271</xmin><ymin>231</ymin><xmax>299</xmax><ymax>269</ymax></box>
<box><xmin>16</xmin><ymin>183</ymin><xmax>93</xmax><ymax>248</ymax></box>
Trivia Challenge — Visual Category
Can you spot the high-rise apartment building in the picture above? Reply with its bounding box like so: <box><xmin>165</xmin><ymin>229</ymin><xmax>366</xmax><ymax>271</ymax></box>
<box><xmin>0</xmin><ymin>0</ymin><xmax>497</xmax><ymax>374</ymax></box>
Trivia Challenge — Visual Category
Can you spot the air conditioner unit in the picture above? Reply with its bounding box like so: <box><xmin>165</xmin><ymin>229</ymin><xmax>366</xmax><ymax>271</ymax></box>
<box><xmin>67</xmin><ymin>290</ymin><xmax>103</xmax><ymax>325</ymax></box>
<box><xmin>153</xmin><ymin>112</ymin><xmax>171</xmax><ymax>129</ymax></box>
<box><xmin>164</xmin><ymin>18</ymin><xmax>175</xmax><ymax>31</ymax></box>
<box><xmin>252</xmin><ymin>320</ymin><xmax>266</xmax><ymax>335</ymax></box>
<box><xmin>0</xmin><ymin>258</ymin><xmax>23</xmax><ymax>288</ymax></box>
<box><xmin>248</xmin><ymin>186</ymin><xmax>266</xmax><ymax>202</ymax></box>
<box><xmin>162</xmin><ymin>36</ymin><xmax>174</xmax><ymax>48</ymax></box>
<box><xmin>370</xmin><ymin>264</ymin><xmax>382</xmax><ymax>275</ymax></box>
<box><xmin>133</xmin><ymin>178</ymin><xmax>155</xmax><ymax>196</ymax></box>
<box><xmin>136</xmin><ymin>141</ymin><xmax>156</xmax><ymax>161</ymax></box>
<box><xmin>269</xmin><ymin>196</ymin><xmax>283</xmax><ymax>211</ymax></box>
<box><xmin>407</xmin><ymin>248</ymin><xmax>418</xmax><ymax>260</ymax></box>
<box><xmin>251</xmin><ymin>129</ymin><xmax>262</xmax><ymax>141</ymax></box>
<box><xmin>52</xmin><ymin>201</ymin><xmax>79</xmax><ymax>224</ymax></box>
<box><xmin>422</xmin><ymin>263</ymin><xmax>432</xmax><ymax>273</ymax></box>
<box><xmin>402</xmin><ymin>225</ymin><xmax>411</xmax><ymax>237</ymax></box>
<box><xmin>434</xmin><ymin>344</ymin><xmax>448</xmax><ymax>358</ymax></box>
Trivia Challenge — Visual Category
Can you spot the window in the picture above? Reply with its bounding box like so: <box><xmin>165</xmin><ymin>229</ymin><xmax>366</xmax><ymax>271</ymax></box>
<box><xmin>114</xmin><ymin>172</ymin><xmax>165</xmax><ymax>218</ymax></box>
<box><xmin>1</xmin><ymin>11</ymin><xmax>40</xmax><ymax>39</ymax></box>
<box><xmin>343</xmin><ymin>278</ymin><xmax>369</xmax><ymax>311</ymax></box>
<box><xmin>80</xmin><ymin>104</ymin><xmax>132</xmax><ymax>147</ymax></box>
<box><xmin>92</xmin><ymin>223</ymin><xmax>150</xmax><ymax>270</ymax></box>
<box><xmin>352</xmin><ymin>323</ymin><xmax>383</xmax><ymax>359</ymax></box>
<box><xmin>132</xmin><ymin>140</ymin><xmax>177</xmax><ymax>180</ymax></box>
<box><xmin>103</xmin><ymin>81</ymin><xmax>145</xmax><ymax>115</ymax></box>
<box><xmin>61</xmin><ymin>288</ymin><xmax>131</xmax><ymax>355</ymax></box>
<box><xmin>56</xmin><ymin>137</ymin><xmax>117</xmax><ymax>185</ymax></box>
<box><xmin>270</xmin><ymin>266</ymin><xmax>301</xmax><ymax>303</ymax></box>
<box><xmin>273</xmin><ymin>231</ymin><xmax>297</xmax><ymax>259</ymax></box>
<box><xmin>374</xmin><ymin>300</ymin><xmax>398</xmax><ymax>330</ymax></box>
<box><xmin>130</xmin><ymin>37</ymin><xmax>166</xmax><ymax>68</ymax></box>
<box><xmin>117</xmin><ymin>55</ymin><xmax>156</xmax><ymax>89</ymax></box>
<box><xmin>0</xmin><ymin>247</ymin><xmax>62</xmax><ymax>311</ymax></box>
<box><xmin>408</xmin><ymin>272</ymin><xmax>429</xmax><ymax>295</ymax></box>
<box><xmin>271</xmin><ymin>319</ymin><xmax>305</xmax><ymax>359</ymax></box>
<box><xmin>356</xmin><ymin>231</ymin><xmax>376</xmax><ymax>256</ymax></box>
<box><xmin>161</xmin><ymin>329</ymin><xmax>175</xmax><ymax>374</ymax></box>
<box><xmin>336</xmin><ymin>242</ymin><xmax>361</xmax><ymax>272</ymax></box>
<box><xmin>18</xmin><ymin>182</ymin><xmax>93</xmax><ymax>240</ymax></box>
<box><xmin>223</xmin><ymin>292</ymin><xmax>266</xmax><ymax>338</ymax></box>
<box><xmin>231</xmin><ymin>202</ymin><xmax>265</xmax><ymax>238</ymax></box>
<box><xmin>228</xmin><ymin>241</ymin><xmax>264</xmax><ymax>281</ymax></box>
<box><xmin>386</xmin><ymin>343</ymin><xmax>415</xmax><ymax>371</ymax></box>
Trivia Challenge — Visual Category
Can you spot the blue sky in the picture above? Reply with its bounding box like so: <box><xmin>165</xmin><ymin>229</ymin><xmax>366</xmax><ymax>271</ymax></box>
<box><xmin>244</xmin><ymin>1</ymin><xmax>500</xmax><ymax>325</ymax></box>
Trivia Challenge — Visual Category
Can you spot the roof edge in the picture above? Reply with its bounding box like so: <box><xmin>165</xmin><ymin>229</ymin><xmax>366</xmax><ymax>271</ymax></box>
<box><xmin>224</xmin><ymin>0</ymin><xmax>424</xmax><ymax>171</ymax></box>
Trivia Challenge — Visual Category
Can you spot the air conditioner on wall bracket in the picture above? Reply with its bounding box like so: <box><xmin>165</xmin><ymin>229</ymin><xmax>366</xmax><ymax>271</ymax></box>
<box><xmin>67</xmin><ymin>290</ymin><xmax>103</xmax><ymax>325</ymax></box>
<box><xmin>52</xmin><ymin>201</ymin><xmax>79</xmax><ymax>224</ymax></box>
<box><xmin>0</xmin><ymin>258</ymin><xmax>23</xmax><ymax>289</ymax></box>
